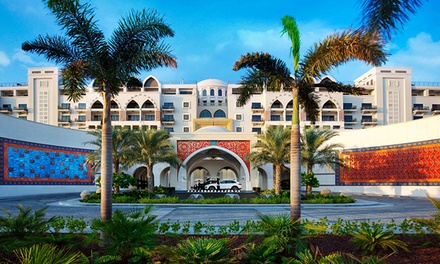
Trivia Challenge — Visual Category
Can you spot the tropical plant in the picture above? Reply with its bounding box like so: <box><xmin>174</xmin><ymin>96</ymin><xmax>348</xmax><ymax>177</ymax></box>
<box><xmin>411</xmin><ymin>194</ymin><xmax>440</xmax><ymax>235</ymax></box>
<box><xmin>126</xmin><ymin>128</ymin><xmax>181</xmax><ymax>192</ymax></box>
<box><xmin>165</xmin><ymin>237</ymin><xmax>235</xmax><ymax>264</ymax></box>
<box><xmin>358</xmin><ymin>0</ymin><xmax>426</xmax><ymax>41</ymax></box>
<box><xmin>22</xmin><ymin>0</ymin><xmax>177</xmax><ymax>221</ymax></box>
<box><xmin>90</xmin><ymin>206</ymin><xmax>158</xmax><ymax>261</ymax></box>
<box><xmin>0</xmin><ymin>205</ymin><xmax>54</xmax><ymax>239</ymax></box>
<box><xmin>85</xmin><ymin>127</ymin><xmax>134</xmax><ymax>176</ymax></box>
<box><xmin>301</xmin><ymin>128</ymin><xmax>344</xmax><ymax>171</ymax></box>
<box><xmin>246</xmin><ymin>125</ymin><xmax>291</xmax><ymax>195</ymax></box>
<box><xmin>301</xmin><ymin>172</ymin><xmax>320</xmax><ymax>195</ymax></box>
<box><xmin>233</xmin><ymin>15</ymin><xmax>387</xmax><ymax>220</ymax></box>
<box><xmin>11</xmin><ymin>244</ymin><xmax>82</xmax><ymax>264</ymax></box>
<box><xmin>350</xmin><ymin>221</ymin><xmax>408</xmax><ymax>255</ymax></box>
<box><xmin>248</xmin><ymin>214</ymin><xmax>303</xmax><ymax>262</ymax></box>
<box><xmin>95</xmin><ymin>172</ymin><xmax>138</xmax><ymax>194</ymax></box>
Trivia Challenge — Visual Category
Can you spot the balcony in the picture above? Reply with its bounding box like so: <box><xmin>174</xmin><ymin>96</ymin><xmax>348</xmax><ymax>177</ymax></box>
<box><xmin>58</xmin><ymin>105</ymin><xmax>71</xmax><ymax>113</ymax></box>
<box><xmin>343</xmin><ymin>105</ymin><xmax>357</xmax><ymax>112</ymax></box>
<box><xmin>412</xmin><ymin>105</ymin><xmax>429</xmax><ymax>115</ymax></box>
<box><xmin>432</xmin><ymin>106</ymin><xmax>440</xmax><ymax>115</ymax></box>
<box><xmin>161</xmin><ymin>117</ymin><xmax>175</xmax><ymax>125</ymax></box>
<box><xmin>270</xmin><ymin>106</ymin><xmax>284</xmax><ymax>112</ymax></box>
<box><xmin>162</xmin><ymin>104</ymin><xmax>175</xmax><ymax>112</ymax></box>
<box><xmin>251</xmin><ymin>106</ymin><xmax>264</xmax><ymax>112</ymax></box>
<box><xmin>251</xmin><ymin>117</ymin><xmax>264</xmax><ymax>125</ymax></box>
<box><xmin>13</xmin><ymin>106</ymin><xmax>28</xmax><ymax>114</ymax></box>
<box><xmin>58</xmin><ymin>118</ymin><xmax>71</xmax><ymax>125</ymax></box>
<box><xmin>361</xmin><ymin>118</ymin><xmax>377</xmax><ymax>126</ymax></box>
<box><xmin>75</xmin><ymin>105</ymin><xmax>87</xmax><ymax>113</ymax></box>
<box><xmin>75</xmin><ymin>118</ymin><xmax>86</xmax><ymax>123</ymax></box>
<box><xmin>344</xmin><ymin>118</ymin><xmax>357</xmax><ymax>125</ymax></box>
<box><xmin>361</xmin><ymin>105</ymin><xmax>377</xmax><ymax>114</ymax></box>
<box><xmin>0</xmin><ymin>106</ymin><xmax>12</xmax><ymax>114</ymax></box>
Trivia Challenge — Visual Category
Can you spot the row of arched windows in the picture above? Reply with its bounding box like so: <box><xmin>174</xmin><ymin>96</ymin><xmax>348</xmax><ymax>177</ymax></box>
<box><xmin>201</xmin><ymin>89</ymin><xmax>224</xmax><ymax>97</ymax></box>
<box><xmin>199</xmin><ymin>109</ymin><xmax>226</xmax><ymax>118</ymax></box>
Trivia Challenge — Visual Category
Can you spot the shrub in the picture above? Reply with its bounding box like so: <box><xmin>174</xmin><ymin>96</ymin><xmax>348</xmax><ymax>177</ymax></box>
<box><xmin>412</xmin><ymin>195</ymin><xmax>440</xmax><ymax>236</ymax></box>
<box><xmin>11</xmin><ymin>244</ymin><xmax>82</xmax><ymax>264</ymax></box>
<box><xmin>301</xmin><ymin>172</ymin><xmax>320</xmax><ymax>195</ymax></box>
<box><xmin>95</xmin><ymin>172</ymin><xmax>138</xmax><ymax>193</ymax></box>
<box><xmin>350</xmin><ymin>221</ymin><xmax>409</xmax><ymax>254</ymax></box>
<box><xmin>165</xmin><ymin>237</ymin><xmax>235</xmax><ymax>264</ymax></box>
<box><xmin>91</xmin><ymin>206</ymin><xmax>158</xmax><ymax>261</ymax></box>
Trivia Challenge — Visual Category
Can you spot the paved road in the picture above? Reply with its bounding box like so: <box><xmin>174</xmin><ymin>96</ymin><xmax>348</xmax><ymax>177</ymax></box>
<box><xmin>0</xmin><ymin>193</ymin><xmax>437</xmax><ymax>226</ymax></box>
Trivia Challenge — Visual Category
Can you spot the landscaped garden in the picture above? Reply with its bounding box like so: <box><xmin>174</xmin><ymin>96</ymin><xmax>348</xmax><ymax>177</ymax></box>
<box><xmin>1</xmin><ymin>195</ymin><xmax>440</xmax><ymax>263</ymax></box>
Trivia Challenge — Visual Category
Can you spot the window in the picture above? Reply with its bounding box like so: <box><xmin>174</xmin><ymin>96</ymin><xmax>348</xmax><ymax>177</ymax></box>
<box><xmin>93</xmin><ymin>115</ymin><xmax>102</xmax><ymax>121</ymax></box>
<box><xmin>322</xmin><ymin>101</ymin><xmax>336</xmax><ymax>109</ymax></box>
<box><xmin>286</xmin><ymin>115</ymin><xmax>292</xmax><ymax>121</ymax></box>
<box><xmin>202</xmin><ymin>89</ymin><xmax>207</xmax><ymax>96</ymax></box>
<box><xmin>343</xmin><ymin>103</ymin><xmax>353</xmax><ymax>109</ymax></box>
<box><xmin>59</xmin><ymin>115</ymin><xmax>70</xmax><ymax>122</ymax></box>
<box><xmin>2</xmin><ymin>104</ymin><xmax>11</xmax><ymax>110</ymax></box>
<box><xmin>60</xmin><ymin>103</ymin><xmax>70</xmax><ymax>109</ymax></box>
<box><xmin>77</xmin><ymin>103</ymin><xmax>86</xmax><ymax>109</ymax></box>
<box><xmin>236</xmin><ymin>127</ymin><xmax>243</xmax><ymax>132</ymax></box>
<box><xmin>413</xmin><ymin>116</ymin><xmax>423</xmax><ymax>120</ymax></box>
<box><xmin>251</xmin><ymin>102</ymin><xmax>262</xmax><ymax>109</ymax></box>
<box><xmin>183</xmin><ymin>126</ymin><xmax>190</xmax><ymax>132</ymax></box>
<box><xmin>210</xmin><ymin>89</ymin><xmax>215</xmax><ymax>96</ymax></box>
<box><xmin>128</xmin><ymin>115</ymin><xmax>140</xmax><ymax>121</ymax></box>
<box><xmin>252</xmin><ymin>115</ymin><xmax>262</xmax><ymax>122</ymax></box>
<box><xmin>361</xmin><ymin>103</ymin><xmax>373</xmax><ymax>109</ymax></box>
<box><xmin>145</xmin><ymin>115</ymin><xmax>155</xmax><ymax>121</ymax></box>
<box><xmin>413</xmin><ymin>103</ymin><xmax>424</xmax><ymax>110</ymax></box>
<box><xmin>322</xmin><ymin>115</ymin><xmax>335</xmax><ymax>121</ymax></box>
<box><xmin>183</xmin><ymin>114</ymin><xmax>190</xmax><ymax>121</ymax></box>
<box><xmin>236</xmin><ymin>114</ymin><xmax>243</xmax><ymax>121</ymax></box>
<box><xmin>214</xmin><ymin>110</ymin><xmax>226</xmax><ymax>118</ymax></box>
<box><xmin>77</xmin><ymin>115</ymin><xmax>86</xmax><ymax>122</ymax></box>
<box><xmin>163</xmin><ymin>102</ymin><xmax>174</xmax><ymax>109</ymax></box>
<box><xmin>18</xmin><ymin>104</ymin><xmax>27</xmax><ymax>109</ymax></box>
<box><xmin>18</xmin><ymin>116</ymin><xmax>27</xmax><ymax>120</ymax></box>
<box><xmin>163</xmin><ymin>115</ymin><xmax>174</xmax><ymax>121</ymax></box>
<box><xmin>362</xmin><ymin>116</ymin><xmax>373</xmax><ymax>122</ymax></box>
<box><xmin>344</xmin><ymin>115</ymin><xmax>353</xmax><ymax>122</ymax></box>
<box><xmin>183</xmin><ymin>101</ymin><xmax>190</xmax><ymax>108</ymax></box>
<box><xmin>270</xmin><ymin>115</ymin><xmax>281</xmax><ymax>121</ymax></box>
<box><xmin>252</xmin><ymin>127</ymin><xmax>262</xmax><ymax>134</ymax></box>
<box><xmin>199</xmin><ymin>109</ymin><xmax>212</xmax><ymax>118</ymax></box>
<box><xmin>111</xmin><ymin>115</ymin><xmax>119</xmax><ymax>121</ymax></box>
<box><xmin>164</xmin><ymin>127</ymin><xmax>174</xmax><ymax>132</ymax></box>
<box><xmin>218</xmin><ymin>89</ymin><xmax>222</xmax><ymax>96</ymax></box>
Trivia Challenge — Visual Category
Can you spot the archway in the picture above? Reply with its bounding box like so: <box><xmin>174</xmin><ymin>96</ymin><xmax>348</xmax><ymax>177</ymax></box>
<box><xmin>133</xmin><ymin>166</ymin><xmax>147</xmax><ymax>189</ymax></box>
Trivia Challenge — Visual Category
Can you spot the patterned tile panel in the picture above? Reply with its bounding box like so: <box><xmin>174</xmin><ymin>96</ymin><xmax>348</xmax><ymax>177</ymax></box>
<box><xmin>177</xmin><ymin>140</ymin><xmax>251</xmax><ymax>171</ymax></box>
<box><xmin>0</xmin><ymin>137</ymin><xmax>94</xmax><ymax>185</ymax></box>
<box><xmin>336</xmin><ymin>139</ymin><xmax>440</xmax><ymax>186</ymax></box>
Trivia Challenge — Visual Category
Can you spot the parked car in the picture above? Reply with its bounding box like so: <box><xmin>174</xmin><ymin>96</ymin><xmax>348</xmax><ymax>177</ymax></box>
<box><xmin>204</xmin><ymin>179</ymin><xmax>242</xmax><ymax>191</ymax></box>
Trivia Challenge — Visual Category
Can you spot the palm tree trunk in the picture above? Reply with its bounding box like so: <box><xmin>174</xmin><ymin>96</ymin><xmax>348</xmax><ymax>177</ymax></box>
<box><xmin>100</xmin><ymin>90</ymin><xmax>113</xmax><ymax>221</ymax></box>
<box><xmin>146</xmin><ymin>165</ymin><xmax>154</xmax><ymax>192</ymax></box>
<box><xmin>290</xmin><ymin>87</ymin><xmax>301</xmax><ymax>221</ymax></box>
<box><xmin>274</xmin><ymin>165</ymin><xmax>281</xmax><ymax>195</ymax></box>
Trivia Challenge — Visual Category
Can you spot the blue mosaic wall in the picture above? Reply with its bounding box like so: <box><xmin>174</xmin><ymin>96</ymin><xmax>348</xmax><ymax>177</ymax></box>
<box><xmin>0</xmin><ymin>137</ymin><xmax>94</xmax><ymax>185</ymax></box>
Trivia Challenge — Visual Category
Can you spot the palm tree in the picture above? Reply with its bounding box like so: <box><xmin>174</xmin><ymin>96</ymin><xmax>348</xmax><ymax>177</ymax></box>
<box><xmin>233</xmin><ymin>16</ymin><xmax>387</xmax><ymax>220</ymax></box>
<box><xmin>247</xmin><ymin>126</ymin><xmax>291</xmax><ymax>195</ymax></box>
<box><xmin>127</xmin><ymin>129</ymin><xmax>181</xmax><ymax>192</ymax></box>
<box><xmin>301</xmin><ymin>128</ymin><xmax>344</xmax><ymax>194</ymax></box>
<box><xmin>358</xmin><ymin>0</ymin><xmax>426</xmax><ymax>41</ymax></box>
<box><xmin>22</xmin><ymin>0</ymin><xmax>176</xmax><ymax>221</ymax></box>
<box><xmin>85</xmin><ymin>127</ymin><xmax>134</xmax><ymax>193</ymax></box>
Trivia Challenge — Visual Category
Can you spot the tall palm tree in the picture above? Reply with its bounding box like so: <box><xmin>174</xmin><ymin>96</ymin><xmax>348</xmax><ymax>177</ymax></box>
<box><xmin>233</xmin><ymin>16</ymin><xmax>387</xmax><ymax>220</ymax></box>
<box><xmin>22</xmin><ymin>0</ymin><xmax>176</xmax><ymax>221</ymax></box>
<box><xmin>358</xmin><ymin>0</ymin><xmax>426</xmax><ymax>41</ymax></box>
<box><xmin>85</xmin><ymin>127</ymin><xmax>133</xmax><ymax>174</ymax></box>
<box><xmin>247</xmin><ymin>126</ymin><xmax>291</xmax><ymax>195</ymax></box>
<box><xmin>127</xmin><ymin>129</ymin><xmax>181</xmax><ymax>192</ymax></box>
<box><xmin>301</xmin><ymin>128</ymin><xmax>344</xmax><ymax>194</ymax></box>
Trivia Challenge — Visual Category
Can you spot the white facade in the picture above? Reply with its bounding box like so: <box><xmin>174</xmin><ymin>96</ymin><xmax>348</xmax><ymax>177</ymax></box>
<box><xmin>1</xmin><ymin>66</ymin><xmax>440</xmax><ymax>196</ymax></box>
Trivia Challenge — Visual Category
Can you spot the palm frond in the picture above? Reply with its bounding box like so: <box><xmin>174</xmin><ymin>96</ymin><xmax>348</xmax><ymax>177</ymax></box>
<box><xmin>358</xmin><ymin>0</ymin><xmax>425</xmax><ymax>40</ymax></box>
<box><xmin>301</xmin><ymin>29</ymin><xmax>388</xmax><ymax>80</ymax></box>
<box><xmin>281</xmin><ymin>15</ymin><xmax>301</xmax><ymax>71</ymax></box>
<box><xmin>21</xmin><ymin>34</ymin><xmax>79</xmax><ymax>64</ymax></box>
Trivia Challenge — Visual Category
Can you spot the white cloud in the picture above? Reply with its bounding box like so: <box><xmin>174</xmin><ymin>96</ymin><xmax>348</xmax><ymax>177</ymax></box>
<box><xmin>387</xmin><ymin>32</ymin><xmax>440</xmax><ymax>81</ymax></box>
<box><xmin>0</xmin><ymin>51</ymin><xmax>11</xmax><ymax>66</ymax></box>
<box><xmin>12</xmin><ymin>49</ymin><xmax>38</xmax><ymax>65</ymax></box>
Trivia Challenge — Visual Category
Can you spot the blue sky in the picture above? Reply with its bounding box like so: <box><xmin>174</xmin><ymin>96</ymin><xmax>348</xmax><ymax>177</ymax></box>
<box><xmin>0</xmin><ymin>0</ymin><xmax>439</xmax><ymax>84</ymax></box>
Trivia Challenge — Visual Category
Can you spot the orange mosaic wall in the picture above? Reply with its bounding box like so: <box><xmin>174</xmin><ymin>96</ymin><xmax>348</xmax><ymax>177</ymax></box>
<box><xmin>337</xmin><ymin>139</ymin><xmax>440</xmax><ymax>185</ymax></box>
<box><xmin>177</xmin><ymin>140</ymin><xmax>250</xmax><ymax>171</ymax></box>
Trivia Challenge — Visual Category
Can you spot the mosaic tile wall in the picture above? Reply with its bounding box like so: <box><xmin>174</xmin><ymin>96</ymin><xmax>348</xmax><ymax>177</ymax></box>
<box><xmin>0</xmin><ymin>137</ymin><xmax>94</xmax><ymax>185</ymax></box>
<box><xmin>177</xmin><ymin>140</ymin><xmax>251</xmax><ymax>171</ymax></box>
<box><xmin>336</xmin><ymin>139</ymin><xmax>440</xmax><ymax>186</ymax></box>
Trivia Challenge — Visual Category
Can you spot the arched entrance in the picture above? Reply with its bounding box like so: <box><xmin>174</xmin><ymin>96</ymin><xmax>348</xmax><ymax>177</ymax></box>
<box><xmin>178</xmin><ymin>146</ymin><xmax>251</xmax><ymax>190</ymax></box>
<box><xmin>133</xmin><ymin>166</ymin><xmax>147</xmax><ymax>189</ymax></box>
